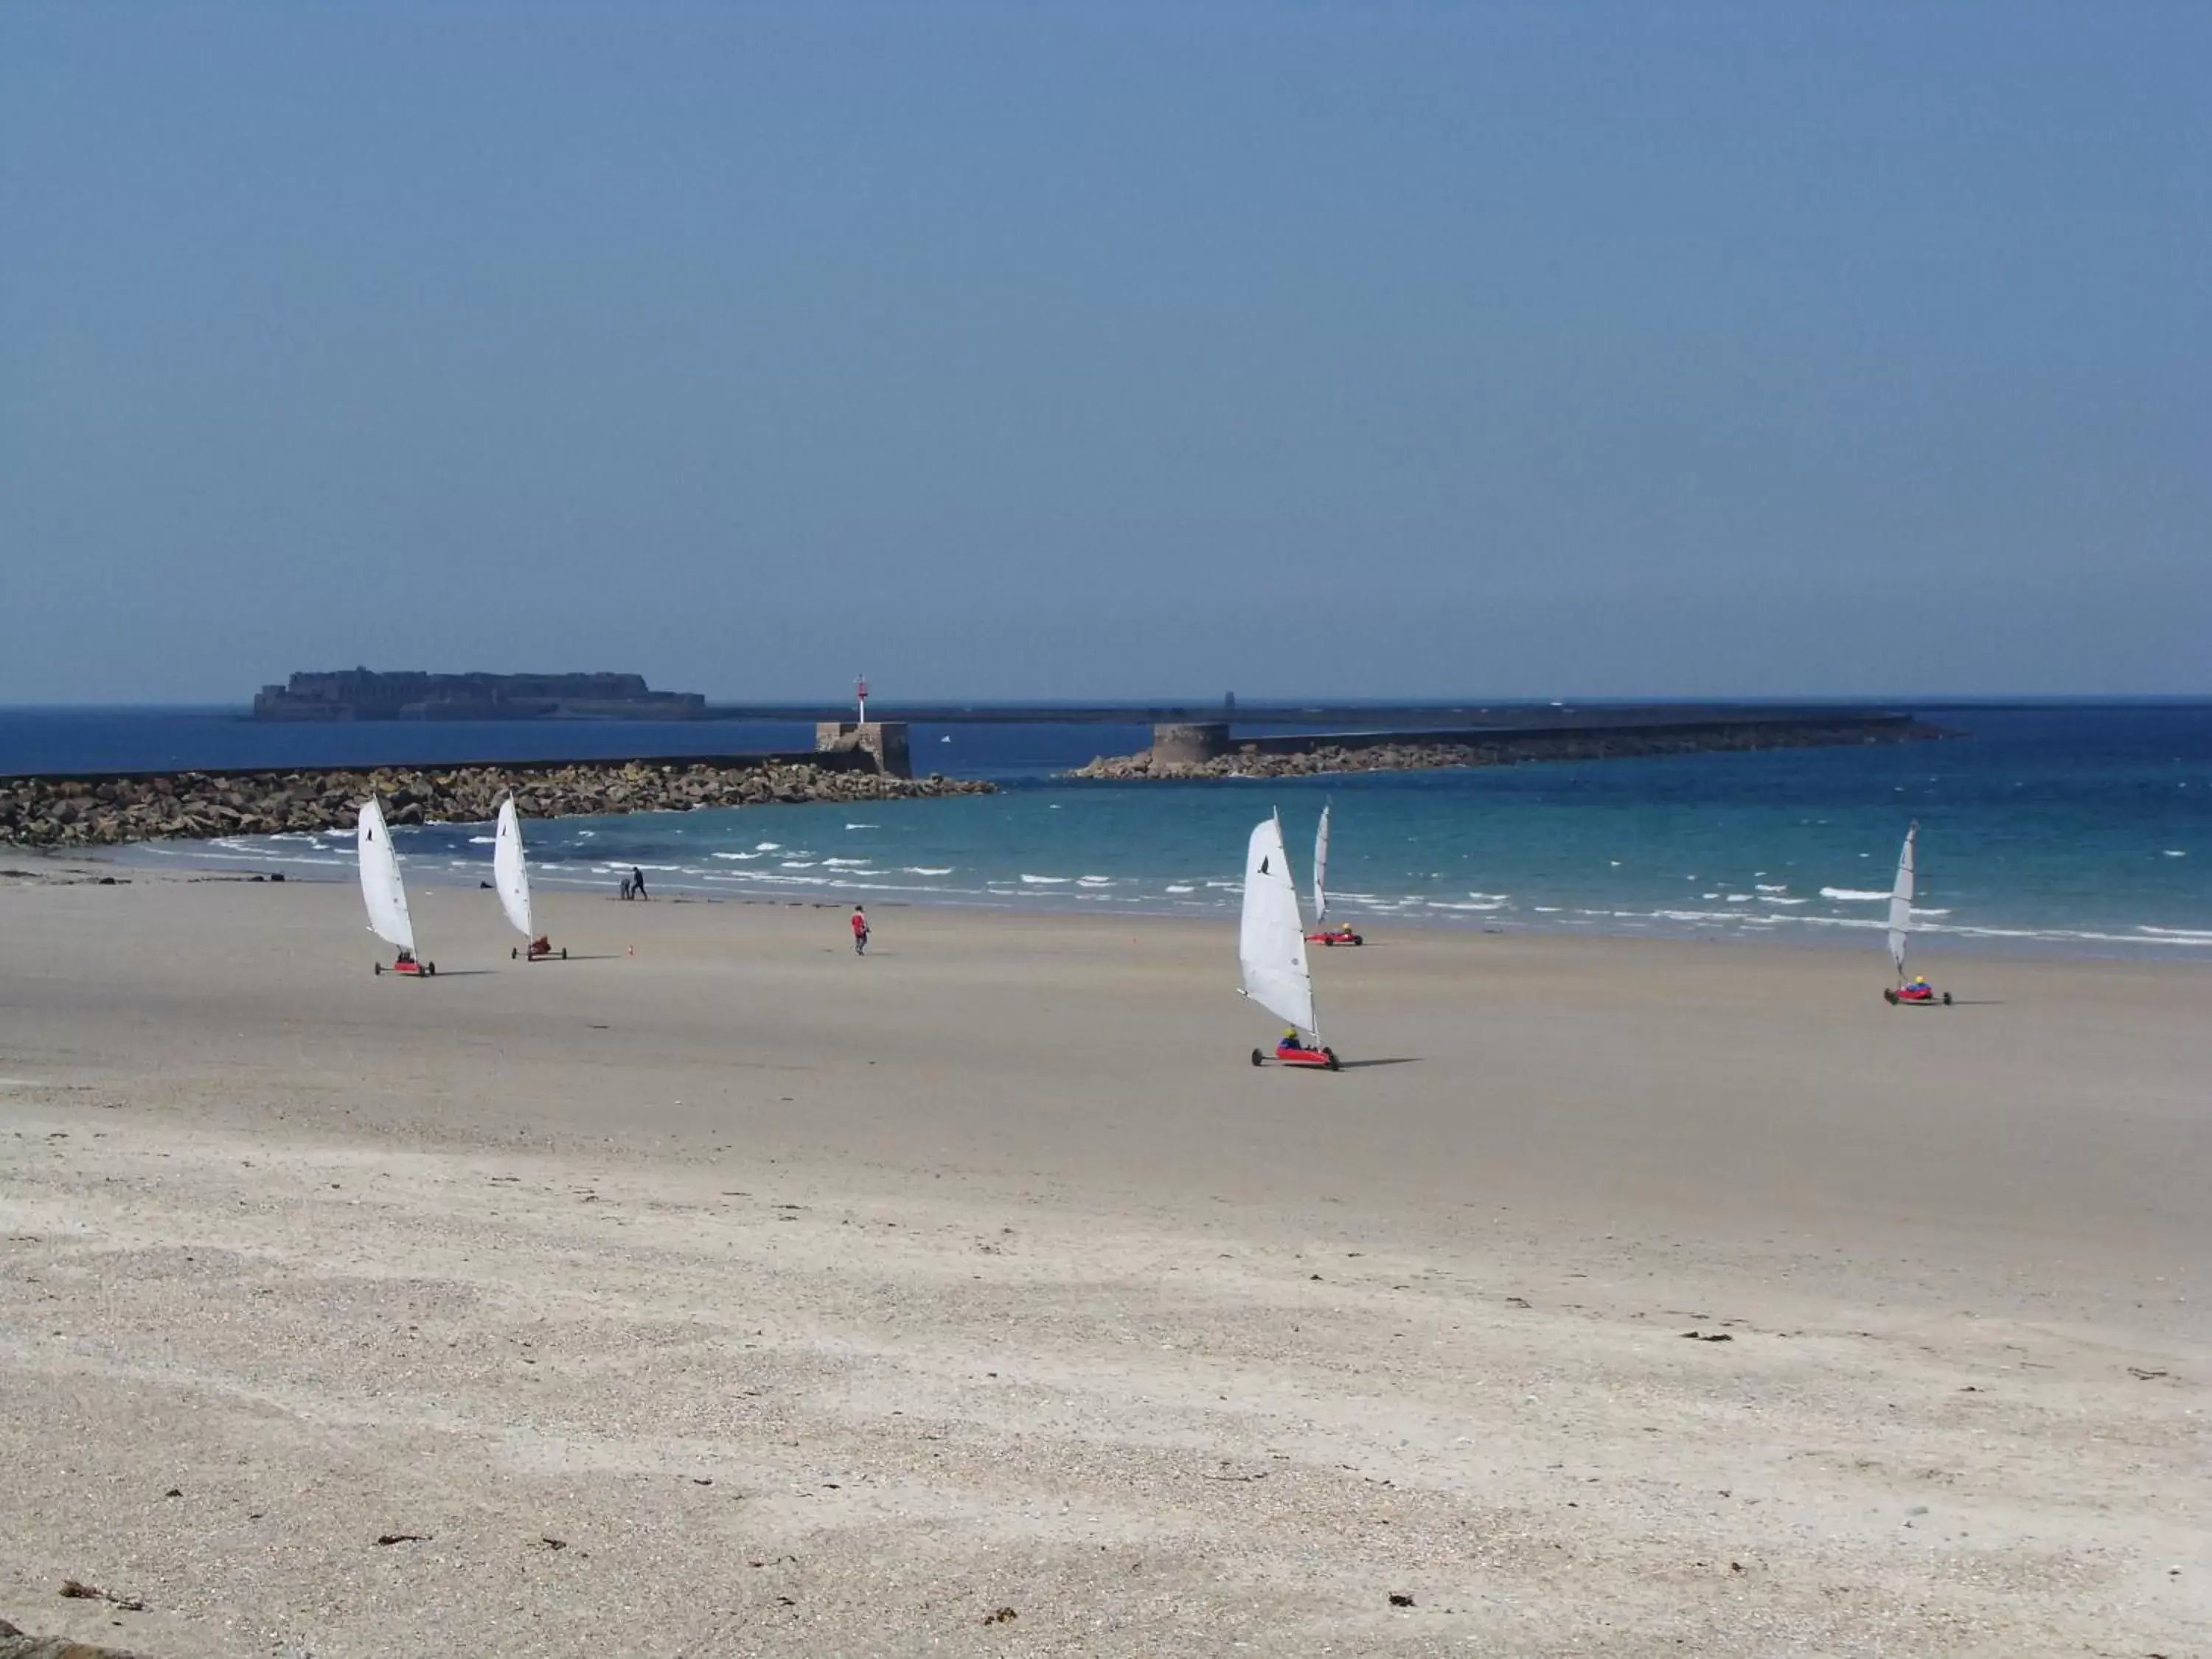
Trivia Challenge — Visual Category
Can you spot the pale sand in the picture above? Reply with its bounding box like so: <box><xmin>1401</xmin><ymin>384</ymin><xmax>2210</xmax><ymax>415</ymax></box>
<box><xmin>1</xmin><ymin>870</ymin><xmax>2206</xmax><ymax>1656</ymax></box>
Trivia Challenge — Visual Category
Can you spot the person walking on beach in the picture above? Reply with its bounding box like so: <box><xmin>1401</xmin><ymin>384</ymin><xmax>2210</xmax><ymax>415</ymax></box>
<box><xmin>850</xmin><ymin>905</ymin><xmax>869</xmax><ymax>956</ymax></box>
<box><xmin>625</xmin><ymin>866</ymin><xmax>649</xmax><ymax>901</ymax></box>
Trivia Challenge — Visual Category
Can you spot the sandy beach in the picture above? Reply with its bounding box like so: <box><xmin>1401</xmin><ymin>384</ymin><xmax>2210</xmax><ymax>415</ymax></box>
<box><xmin>2</xmin><ymin>866</ymin><xmax>2206</xmax><ymax>1656</ymax></box>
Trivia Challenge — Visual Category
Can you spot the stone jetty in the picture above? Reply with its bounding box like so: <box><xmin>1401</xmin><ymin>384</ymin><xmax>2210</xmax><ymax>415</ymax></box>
<box><xmin>0</xmin><ymin>761</ymin><xmax>992</xmax><ymax>850</ymax></box>
<box><xmin>1068</xmin><ymin>715</ymin><xmax>1941</xmax><ymax>782</ymax></box>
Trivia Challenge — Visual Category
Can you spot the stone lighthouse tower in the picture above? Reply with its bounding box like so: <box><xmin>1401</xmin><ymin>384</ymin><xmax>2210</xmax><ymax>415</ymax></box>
<box><xmin>815</xmin><ymin>675</ymin><xmax>909</xmax><ymax>776</ymax></box>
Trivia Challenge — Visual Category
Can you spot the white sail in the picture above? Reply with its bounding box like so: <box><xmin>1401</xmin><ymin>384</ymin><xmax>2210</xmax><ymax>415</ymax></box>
<box><xmin>356</xmin><ymin>797</ymin><xmax>416</xmax><ymax>955</ymax></box>
<box><xmin>1240</xmin><ymin>813</ymin><xmax>1317</xmax><ymax>1037</ymax></box>
<box><xmin>1312</xmin><ymin>801</ymin><xmax>1332</xmax><ymax>925</ymax></box>
<box><xmin>493</xmin><ymin>796</ymin><xmax>534</xmax><ymax>941</ymax></box>
<box><xmin>1887</xmin><ymin>821</ymin><xmax>1916</xmax><ymax>979</ymax></box>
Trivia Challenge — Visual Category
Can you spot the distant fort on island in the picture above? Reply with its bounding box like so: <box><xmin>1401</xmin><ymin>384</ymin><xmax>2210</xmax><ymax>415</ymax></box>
<box><xmin>253</xmin><ymin>669</ymin><xmax>707</xmax><ymax>722</ymax></box>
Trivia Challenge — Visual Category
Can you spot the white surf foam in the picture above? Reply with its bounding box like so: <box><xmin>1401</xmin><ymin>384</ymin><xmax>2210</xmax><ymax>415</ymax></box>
<box><xmin>1820</xmin><ymin>887</ymin><xmax>1888</xmax><ymax>902</ymax></box>
<box><xmin>1020</xmin><ymin>874</ymin><xmax>1071</xmax><ymax>885</ymax></box>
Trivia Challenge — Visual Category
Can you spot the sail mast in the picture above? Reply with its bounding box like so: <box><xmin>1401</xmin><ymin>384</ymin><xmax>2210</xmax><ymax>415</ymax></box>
<box><xmin>1313</xmin><ymin>801</ymin><xmax>1332</xmax><ymax>926</ymax></box>
<box><xmin>1887</xmin><ymin>821</ymin><xmax>1917</xmax><ymax>984</ymax></box>
<box><xmin>494</xmin><ymin>796</ymin><xmax>535</xmax><ymax>941</ymax></box>
<box><xmin>1239</xmin><ymin>810</ymin><xmax>1318</xmax><ymax>1040</ymax></box>
<box><xmin>357</xmin><ymin>797</ymin><xmax>417</xmax><ymax>955</ymax></box>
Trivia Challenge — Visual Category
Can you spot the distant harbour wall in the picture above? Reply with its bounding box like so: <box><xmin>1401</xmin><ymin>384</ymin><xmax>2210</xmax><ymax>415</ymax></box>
<box><xmin>1071</xmin><ymin>712</ymin><xmax>1942</xmax><ymax>779</ymax></box>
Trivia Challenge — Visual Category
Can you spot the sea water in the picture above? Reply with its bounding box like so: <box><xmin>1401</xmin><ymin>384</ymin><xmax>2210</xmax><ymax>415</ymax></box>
<box><xmin>10</xmin><ymin>703</ymin><xmax>2208</xmax><ymax>961</ymax></box>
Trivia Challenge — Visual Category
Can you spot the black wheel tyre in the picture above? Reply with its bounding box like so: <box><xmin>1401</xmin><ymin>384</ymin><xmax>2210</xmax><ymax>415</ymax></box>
<box><xmin>1942</xmin><ymin>992</ymin><xmax>1952</xmax><ymax>1005</ymax></box>
<box><xmin>374</xmin><ymin>962</ymin><xmax>382</xmax><ymax>975</ymax></box>
<box><xmin>1883</xmin><ymin>989</ymin><xmax>1896</xmax><ymax>1004</ymax></box>
<box><xmin>561</xmin><ymin>948</ymin><xmax>568</xmax><ymax>959</ymax></box>
<box><xmin>1250</xmin><ymin>1048</ymin><xmax>1264</xmax><ymax>1068</ymax></box>
<box><xmin>1326</xmin><ymin>1048</ymin><xmax>1340</xmax><ymax>1071</ymax></box>
<box><xmin>512</xmin><ymin>947</ymin><xmax>518</xmax><ymax>959</ymax></box>
<box><xmin>428</xmin><ymin>963</ymin><xmax>436</xmax><ymax>977</ymax></box>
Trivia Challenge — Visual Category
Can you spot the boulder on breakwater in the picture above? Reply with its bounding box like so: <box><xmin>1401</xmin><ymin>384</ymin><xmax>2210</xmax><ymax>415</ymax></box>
<box><xmin>1</xmin><ymin>1614</ymin><xmax>151</xmax><ymax>1658</ymax></box>
<box><xmin>1066</xmin><ymin>718</ymin><xmax>1943</xmax><ymax>782</ymax></box>
<box><xmin>0</xmin><ymin>762</ymin><xmax>994</xmax><ymax>850</ymax></box>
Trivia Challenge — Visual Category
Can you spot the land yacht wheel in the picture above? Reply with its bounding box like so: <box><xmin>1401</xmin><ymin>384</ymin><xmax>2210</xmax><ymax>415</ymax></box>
<box><xmin>1250</xmin><ymin>1048</ymin><xmax>1264</xmax><ymax>1068</ymax></box>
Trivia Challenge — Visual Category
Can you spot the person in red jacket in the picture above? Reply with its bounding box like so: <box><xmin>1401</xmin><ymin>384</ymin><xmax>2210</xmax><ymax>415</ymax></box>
<box><xmin>850</xmin><ymin>905</ymin><xmax>869</xmax><ymax>956</ymax></box>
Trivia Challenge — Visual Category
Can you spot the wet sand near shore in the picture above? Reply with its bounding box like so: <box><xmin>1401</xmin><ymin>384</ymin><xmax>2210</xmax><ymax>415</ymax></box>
<box><xmin>2</xmin><ymin>872</ymin><xmax>2206</xmax><ymax>1655</ymax></box>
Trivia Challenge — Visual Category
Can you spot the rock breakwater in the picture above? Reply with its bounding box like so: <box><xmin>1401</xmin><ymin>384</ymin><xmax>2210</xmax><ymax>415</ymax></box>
<box><xmin>1068</xmin><ymin>719</ymin><xmax>1941</xmax><ymax>781</ymax></box>
<box><xmin>0</xmin><ymin>761</ymin><xmax>993</xmax><ymax>849</ymax></box>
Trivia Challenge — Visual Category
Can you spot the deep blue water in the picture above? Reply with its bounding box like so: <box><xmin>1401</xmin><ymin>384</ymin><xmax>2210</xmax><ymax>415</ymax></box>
<box><xmin>9</xmin><ymin>703</ymin><xmax>2208</xmax><ymax>960</ymax></box>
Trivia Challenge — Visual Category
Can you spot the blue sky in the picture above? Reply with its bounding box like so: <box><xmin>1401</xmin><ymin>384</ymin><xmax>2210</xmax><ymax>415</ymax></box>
<box><xmin>2</xmin><ymin>2</ymin><xmax>2205</xmax><ymax>702</ymax></box>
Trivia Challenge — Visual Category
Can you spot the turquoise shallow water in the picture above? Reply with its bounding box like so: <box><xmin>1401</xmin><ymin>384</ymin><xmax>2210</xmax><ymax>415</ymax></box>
<box><xmin>90</xmin><ymin>703</ymin><xmax>2212</xmax><ymax>961</ymax></box>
